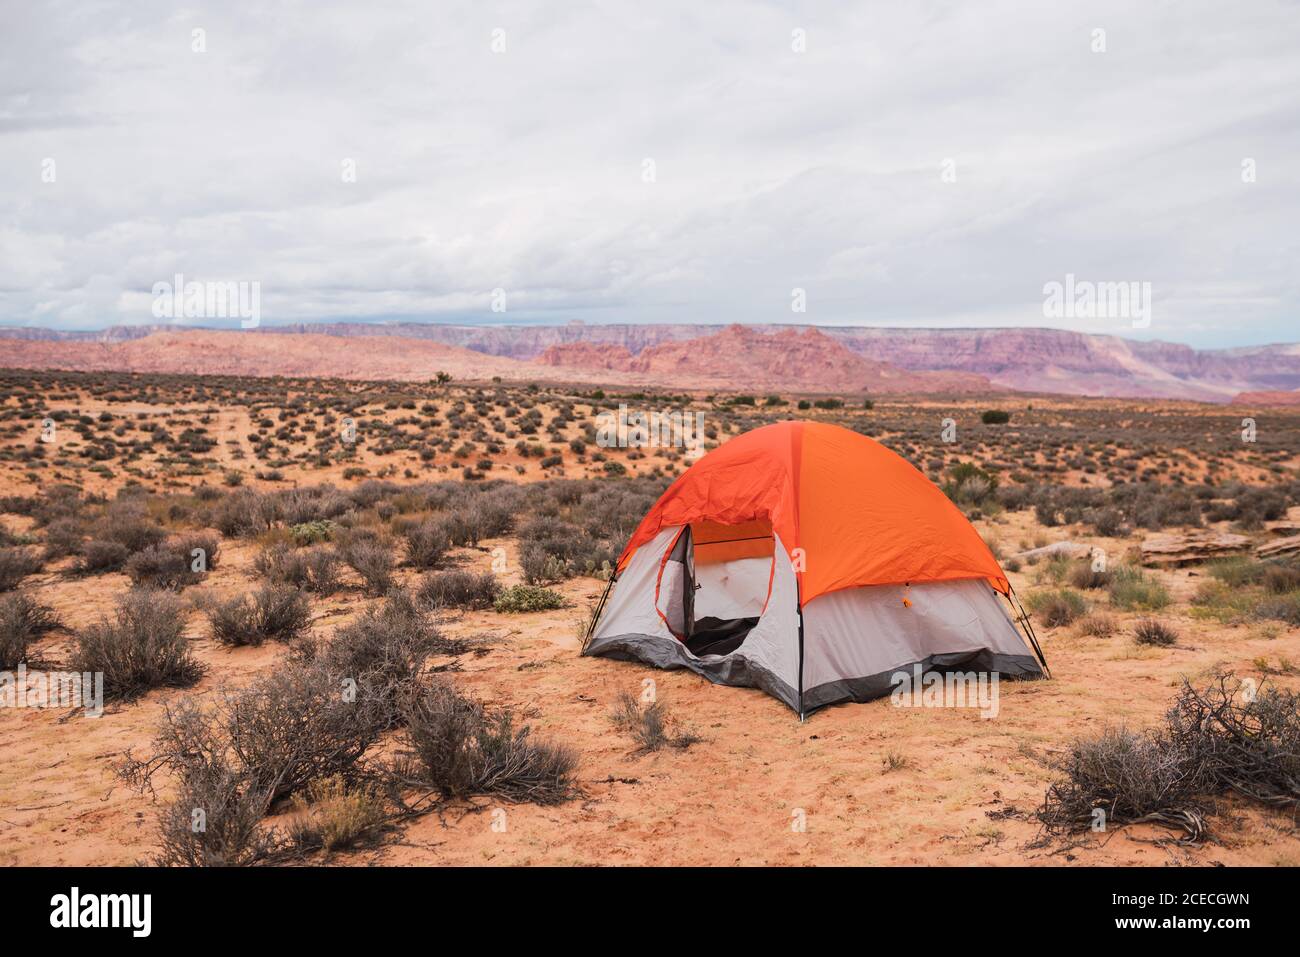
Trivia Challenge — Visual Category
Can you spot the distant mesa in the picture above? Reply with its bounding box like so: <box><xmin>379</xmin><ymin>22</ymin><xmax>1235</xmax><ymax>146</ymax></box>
<box><xmin>2</xmin><ymin>321</ymin><xmax>1298</xmax><ymax>401</ymax></box>
<box><xmin>1231</xmin><ymin>390</ymin><xmax>1300</xmax><ymax>407</ymax></box>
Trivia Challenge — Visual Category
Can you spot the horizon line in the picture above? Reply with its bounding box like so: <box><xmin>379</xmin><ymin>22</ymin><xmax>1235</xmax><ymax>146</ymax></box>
<box><xmin>0</xmin><ymin>318</ymin><xmax>1295</xmax><ymax>353</ymax></box>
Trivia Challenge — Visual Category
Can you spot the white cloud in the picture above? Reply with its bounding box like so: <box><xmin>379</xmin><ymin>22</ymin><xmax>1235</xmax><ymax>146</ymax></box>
<box><xmin>0</xmin><ymin>0</ymin><xmax>1297</xmax><ymax>347</ymax></box>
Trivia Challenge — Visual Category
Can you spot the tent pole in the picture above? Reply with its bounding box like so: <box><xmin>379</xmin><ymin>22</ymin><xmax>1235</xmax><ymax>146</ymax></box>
<box><xmin>1007</xmin><ymin>585</ymin><xmax>1050</xmax><ymax>678</ymax></box>
<box><xmin>581</xmin><ymin>573</ymin><xmax>616</xmax><ymax>655</ymax></box>
<box><xmin>796</xmin><ymin>580</ymin><xmax>806</xmax><ymax>721</ymax></box>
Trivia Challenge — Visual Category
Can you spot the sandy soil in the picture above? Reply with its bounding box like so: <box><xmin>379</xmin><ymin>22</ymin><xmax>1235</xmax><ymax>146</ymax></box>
<box><xmin>4</xmin><ymin>516</ymin><xmax>1299</xmax><ymax>868</ymax></box>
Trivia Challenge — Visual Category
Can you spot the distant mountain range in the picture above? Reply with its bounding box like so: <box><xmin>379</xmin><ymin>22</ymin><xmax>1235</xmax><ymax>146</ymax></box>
<box><xmin>2</xmin><ymin>322</ymin><xmax>1298</xmax><ymax>402</ymax></box>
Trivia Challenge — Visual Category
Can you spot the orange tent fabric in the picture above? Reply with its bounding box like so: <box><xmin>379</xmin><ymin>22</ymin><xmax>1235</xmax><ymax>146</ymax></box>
<box><xmin>616</xmin><ymin>421</ymin><xmax>1009</xmax><ymax>599</ymax></box>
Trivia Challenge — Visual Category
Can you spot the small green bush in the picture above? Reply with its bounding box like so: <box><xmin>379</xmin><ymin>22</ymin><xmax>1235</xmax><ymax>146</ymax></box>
<box><xmin>1207</xmin><ymin>556</ymin><xmax>1267</xmax><ymax>588</ymax></box>
<box><xmin>290</xmin><ymin>521</ymin><xmax>335</xmax><ymax>546</ymax></box>
<box><xmin>1257</xmin><ymin>591</ymin><xmax>1300</xmax><ymax>627</ymax></box>
<box><xmin>493</xmin><ymin>584</ymin><xmax>566</xmax><ymax>613</ymax></box>
<box><xmin>1026</xmin><ymin>588</ymin><xmax>1088</xmax><ymax>627</ymax></box>
<box><xmin>1108</xmin><ymin>566</ymin><xmax>1170</xmax><ymax>611</ymax></box>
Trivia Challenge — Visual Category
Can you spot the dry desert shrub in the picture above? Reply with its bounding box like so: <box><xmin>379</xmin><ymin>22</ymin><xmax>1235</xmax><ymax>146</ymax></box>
<box><xmin>1037</xmin><ymin>673</ymin><xmax>1300</xmax><ymax>841</ymax></box>
<box><xmin>1087</xmin><ymin>506</ymin><xmax>1125</xmax><ymax>538</ymax></box>
<box><xmin>0</xmin><ymin>591</ymin><xmax>61</xmax><ymax>669</ymax></box>
<box><xmin>76</xmin><ymin>538</ymin><xmax>130</xmax><ymax>574</ymax></box>
<box><xmin>397</xmin><ymin>682</ymin><xmax>577</xmax><ymax>805</ymax></box>
<box><xmin>1067</xmin><ymin>563</ymin><xmax>1111</xmax><ymax>590</ymax></box>
<box><xmin>401</xmin><ymin>517</ymin><xmax>451</xmax><ymax>569</ymax></box>
<box><xmin>125</xmin><ymin>531</ymin><xmax>220</xmax><ymax>589</ymax></box>
<box><xmin>124</xmin><ymin>659</ymin><xmax>403</xmax><ymax>865</ymax></box>
<box><xmin>416</xmin><ymin>569</ymin><xmax>499</xmax><ymax>610</ymax></box>
<box><xmin>221</xmin><ymin>664</ymin><xmax>388</xmax><ymax>805</ymax></box>
<box><xmin>42</xmin><ymin>517</ymin><xmax>87</xmax><ymax>559</ymax></box>
<box><xmin>1205</xmin><ymin>486</ymin><xmax>1289</xmax><ymax>529</ymax></box>
<box><xmin>212</xmin><ymin>489</ymin><xmax>279</xmax><ymax>537</ymax></box>
<box><xmin>94</xmin><ymin>500</ymin><xmax>167</xmax><ymax>553</ymax></box>
<box><xmin>0</xmin><ymin>546</ymin><xmax>43</xmax><ymax>592</ymax></box>
<box><xmin>295</xmin><ymin>590</ymin><xmax>464</xmax><ymax>728</ymax></box>
<box><xmin>1075</xmin><ymin>612</ymin><xmax>1117</xmax><ymax>638</ymax></box>
<box><xmin>1038</xmin><ymin>726</ymin><xmax>1211</xmax><ymax>840</ymax></box>
<box><xmin>252</xmin><ymin>541</ymin><xmax>342</xmax><ymax>595</ymax></box>
<box><xmin>517</xmin><ymin>519</ymin><xmax>588</xmax><ymax>583</ymax></box>
<box><xmin>1255</xmin><ymin>592</ymin><xmax>1300</xmax><ymax>627</ymax></box>
<box><xmin>609</xmin><ymin>690</ymin><xmax>700</xmax><ymax>753</ymax></box>
<box><xmin>942</xmin><ymin>462</ymin><xmax>999</xmax><ymax>509</ymax></box>
<box><xmin>337</xmin><ymin>530</ymin><xmax>396</xmax><ymax>596</ymax></box>
<box><xmin>514</xmin><ymin>514</ymin><xmax>621</xmax><ymax>582</ymax></box>
<box><xmin>287</xmin><ymin>775</ymin><xmax>389</xmax><ymax>853</ymax></box>
<box><xmin>461</xmin><ymin>489</ymin><xmax>519</xmax><ymax>541</ymax></box>
<box><xmin>276</xmin><ymin>485</ymin><xmax>351</xmax><ymax>525</ymax></box>
<box><xmin>348</xmin><ymin>479</ymin><xmax>400</xmax><ymax>510</ymax></box>
<box><xmin>147</xmin><ymin>701</ymin><xmax>280</xmax><ymax>867</ymax></box>
<box><xmin>70</xmin><ymin>589</ymin><xmax>203</xmax><ymax>700</ymax></box>
<box><xmin>1133</xmin><ymin>617</ymin><xmax>1179</xmax><ymax>647</ymax></box>
<box><xmin>204</xmin><ymin>583</ymin><xmax>312</xmax><ymax>647</ymax></box>
<box><xmin>422</xmin><ymin>512</ymin><xmax>478</xmax><ymax>549</ymax></box>
<box><xmin>1262</xmin><ymin>563</ymin><xmax>1300</xmax><ymax>595</ymax></box>
<box><xmin>1026</xmin><ymin>484</ymin><xmax>1206</xmax><ymax>534</ymax></box>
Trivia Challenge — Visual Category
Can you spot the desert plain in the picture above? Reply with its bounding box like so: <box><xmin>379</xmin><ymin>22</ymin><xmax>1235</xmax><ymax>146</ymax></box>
<box><xmin>2</xmin><ymin>364</ymin><xmax>1299</xmax><ymax>866</ymax></box>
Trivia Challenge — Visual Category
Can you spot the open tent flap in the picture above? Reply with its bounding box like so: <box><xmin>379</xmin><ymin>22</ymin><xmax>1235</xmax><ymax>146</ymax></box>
<box><xmin>655</xmin><ymin>528</ymin><xmax>692</xmax><ymax>637</ymax></box>
<box><xmin>643</xmin><ymin>518</ymin><xmax>780</xmax><ymax>657</ymax></box>
<box><xmin>689</xmin><ymin>518</ymin><xmax>776</xmax><ymax>627</ymax></box>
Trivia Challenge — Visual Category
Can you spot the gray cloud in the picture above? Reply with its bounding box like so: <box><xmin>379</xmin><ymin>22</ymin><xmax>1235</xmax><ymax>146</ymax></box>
<box><xmin>1</xmin><ymin>0</ymin><xmax>1296</xmax><ymax>346</ymax></box>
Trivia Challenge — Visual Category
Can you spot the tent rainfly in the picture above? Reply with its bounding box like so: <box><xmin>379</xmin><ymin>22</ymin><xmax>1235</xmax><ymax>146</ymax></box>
<box><xmin>582</xmin><ymin>421</ymin><xmax>1047</xmax><ymax>716</ymax></box>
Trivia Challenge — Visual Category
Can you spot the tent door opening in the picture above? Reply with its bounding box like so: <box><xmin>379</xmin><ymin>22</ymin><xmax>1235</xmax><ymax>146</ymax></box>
<box><xmin>656</xmin><ymin>520</ymin><xmax>776</xmax><ymax>658</ymax></box>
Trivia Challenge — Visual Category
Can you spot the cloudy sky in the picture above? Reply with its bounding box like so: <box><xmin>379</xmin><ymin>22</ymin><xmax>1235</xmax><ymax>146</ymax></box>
<box><xmin>1</xmin><ymin>1</ymin><xmax>1297</xmax><ymax>347</ymax></box>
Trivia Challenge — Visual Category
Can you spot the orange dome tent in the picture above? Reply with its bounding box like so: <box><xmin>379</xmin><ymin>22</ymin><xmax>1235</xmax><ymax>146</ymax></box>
<box><xmin>583</xmin><ymin>421</ymin><xmax>1047</xmax><ymax>715</ymax></box>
